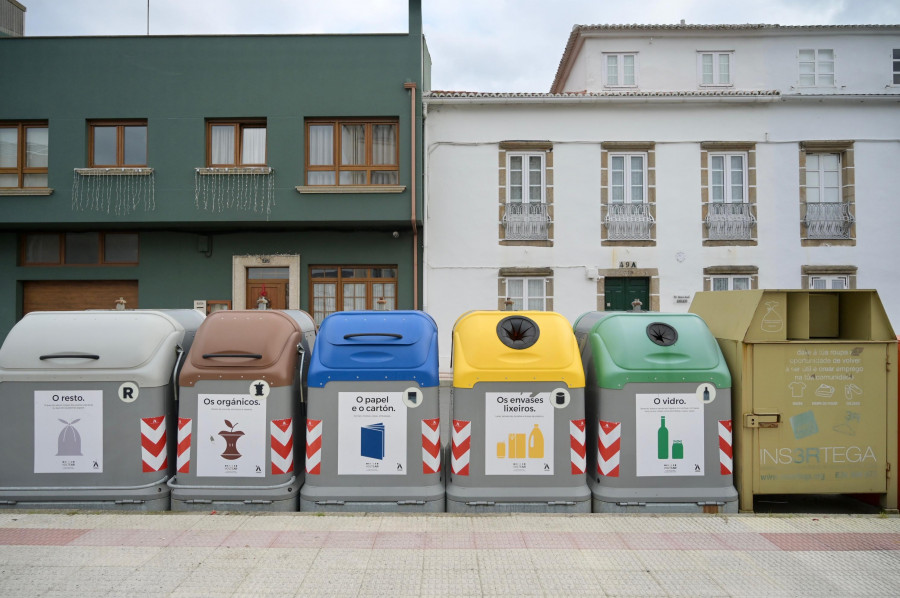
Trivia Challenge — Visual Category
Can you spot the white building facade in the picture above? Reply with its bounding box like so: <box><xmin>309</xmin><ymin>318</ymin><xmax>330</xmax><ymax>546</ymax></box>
<box><xmin>424</xmin><ymin>24</ymin><xmax>900</xmax><ymax>373</ymax></box>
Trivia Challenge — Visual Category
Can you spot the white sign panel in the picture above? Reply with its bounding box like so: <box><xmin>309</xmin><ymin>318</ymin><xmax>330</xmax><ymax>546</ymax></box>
<box><xmin>196</xmin><ymin>394</ymin><xmax>266</xmax><ymax>477</ymax></box>
<box><xmin>485</xmin><ymin>391</ymin><xmax>554</xmax><ymax>475</ymax></box>
<box><xmin>635</xmin><ymin>393</ymin><xmax>705</xmax><ymax>477</ymax></box>
<box><xmin>34</xmin><ymin>390</ymin><xmax>103</xmax><ymax>474</ymax></box>
<box><xmin>338</xmin><ymin>391</ymin><xmax>408</xmax><ymax>475</ymax></box>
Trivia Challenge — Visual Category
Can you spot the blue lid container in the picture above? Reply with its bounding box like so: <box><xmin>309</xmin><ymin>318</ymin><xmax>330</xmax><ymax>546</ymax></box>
<box><xmin>307</xmin><ymin>311</ymin><xmax>439</xmax><ymax>387</ymax></box>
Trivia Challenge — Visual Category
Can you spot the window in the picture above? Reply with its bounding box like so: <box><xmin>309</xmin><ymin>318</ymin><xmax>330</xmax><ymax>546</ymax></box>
<box><xmin>89</xmin><ymin>121</ymin><xmax>147</xmax><ymax>167</ymax></box>
<box><xmin>0</xmin><ymin>122</ymin><xmax>48</xmax><ymax>188</ymax></box>
<box><xmin>810</xmin><ymin>275</ymin><xmax>849</xmax><ymax>289</ymax></box>
<box><xmin>21</xmin><ymin>232</ymin><xmax>139</xmax><ymax>266</ymax></box>
<box><xmin>306</xmin><ymin>119</ymin><xmax>398</xmax><ymax>185</ymax></box>
<box><xmin>709</xmin><ymin>153</ymin><xmax>746</xmax><ymax>203</ymax></box>
<box><xmin>609</xmin><ymin>153</ymin><xmax>645</xmax><ymax>204</ymax></box>
<box><xmin>603</xmin><ymin>53</ymin><xmax>637</xmax><ymax>87</ymax></box>
<box><xmin>506</xmin><ymin>278</ymin><xmax>547</xmax><ymax>311</ymax></box>
<box><xmin>601</xmin><ymin>142</ymin><xmax>655</xmax><ymax>244</ymax></box>
<box><xmin>802</xmin><ymin>266</ymin><xmax>857</xmax><ymax>289</ymax></box>
<box><xmin>207</xmin><ymin>120</ymin><xmax>266</xmax><ymax>167</ymax></box>
<box><xmin>800</xmin><ymin>142</ymin><xmax>854</xmax><ymax>244</ymax></box>
<box><xmin>711</xmin><ymin>275</ymin><xmax>751</xmax><ymax>291</ymax></box>
<box><xmin>508</xmin><ymin>153</ymin><xmax>544</xmax><ymax>204</ymax></box>
<box><xmin>805</xmin><ymin>153</ymin><xmax>841</xmax><ymax>204</ymax></box>
<box><xmin>799</xmin><ymin>49</ymin><xmax>834</xmax><ymax>87</ymax></box>
<box><xmin>703</xmin><ymin>266</ymin><xmax>758</xmax><ymax>292</ymax></box>
<box><xmin>499</xmin><ymin>141</ymin><xmax>553</xmax><ymax>244</ymax></box>
<box><xmin>894</xmin><ymin>49</ymin><xmax>900</xmax><ymax>85</ymax></box>
<box><xmin>699</xmin><ymin>52</ymin><xmax>732</xmax><ymax>86</ymax></box>
<box><xmin>309</xmin><ymin>266</ymin><xmax>397</xmax><ymax>325</ymax></box>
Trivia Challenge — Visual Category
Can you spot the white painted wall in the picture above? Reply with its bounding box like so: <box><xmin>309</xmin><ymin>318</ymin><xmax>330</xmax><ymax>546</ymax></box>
<box><xmin>425</xmin><ymin>28</ymin><xmax>900</xmax><ymax>373</ymax></box>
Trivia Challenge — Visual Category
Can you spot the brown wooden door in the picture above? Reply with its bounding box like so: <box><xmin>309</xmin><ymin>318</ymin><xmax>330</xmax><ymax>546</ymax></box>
<box><xmin>247</xmin><ymin>280</ymin><xmax>287</xmax><ymax>310</ymax></box>
<box><xmin>23</xmin><ymin>280</ymin><xmax>139</xmax><ymax>315</ymax></box>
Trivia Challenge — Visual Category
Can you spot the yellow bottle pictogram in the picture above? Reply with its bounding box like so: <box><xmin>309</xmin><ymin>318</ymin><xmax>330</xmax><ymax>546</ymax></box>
<box><xmin>528</xmin><ymin>424</ymin><xmax>544</xmax><ymax>459</ymax></box>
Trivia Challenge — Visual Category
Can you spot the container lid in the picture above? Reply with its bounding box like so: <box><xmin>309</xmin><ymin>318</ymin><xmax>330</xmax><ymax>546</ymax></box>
<box><xmin>0</xmin><ymin>311</ymin><xmax>184</xmax><ymax>372</ymax></box>
<box><xmin>574</xmin><ymin>311</ymin><xmax>730</xmax><ymax>389</ymax></box>
<box><xmin>452</xmin><ymin>311</ymin><xmax>585</xmax><ymax>388</ymax></box>
<box><xmin>181</xmin><ymin>310</ymin><xmax>304</xmax><ymax>379</ymax></box>
<box><xmin>307</xmin><ymin>311</ymin><xmax>439</xmax><ymax>387</ymax></box>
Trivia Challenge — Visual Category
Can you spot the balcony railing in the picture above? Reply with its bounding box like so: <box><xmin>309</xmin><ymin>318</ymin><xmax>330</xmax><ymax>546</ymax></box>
<box><xmin>503</xmin><ymin>202</ymin><xmax>550</xmax><ymax>240</ymax></box>
<box><xmin>805</xmin><ymin>202</ymin><xmax>854</xmax><ymax>239</ymax></box>
<box><xmin>605</xmin><ymin>202</ymin><xmax>655</xmax><ymax>240</ymax></box>
<box><xmin>706</xmin><ymin>201</ymin><xmax>756</xmax><ymax>240</ymax></box>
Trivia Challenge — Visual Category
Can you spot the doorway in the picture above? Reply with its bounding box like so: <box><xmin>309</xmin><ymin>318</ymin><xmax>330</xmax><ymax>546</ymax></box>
<box><xmin>604</xmin><ymin>277</ymin><xmax>650</xmax><ymax>311</ymax></box>
<box><xmin>246</xmin><ymin>267</ymin><xmax>289</xmax><ymax>310</ymax></box>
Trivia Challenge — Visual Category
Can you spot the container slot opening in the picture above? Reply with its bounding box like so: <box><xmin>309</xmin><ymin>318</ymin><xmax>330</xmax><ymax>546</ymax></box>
<box><xmin>496</xmin><ymin>315</ymin><xmax>540</xmax><ymax>350</ymax></box>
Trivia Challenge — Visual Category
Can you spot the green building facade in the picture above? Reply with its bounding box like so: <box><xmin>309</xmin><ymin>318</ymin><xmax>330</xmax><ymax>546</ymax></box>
<box><xmin>0</xmin><ymin>0</ymin><xmax>427</xmax><ymax>336</ymax></box>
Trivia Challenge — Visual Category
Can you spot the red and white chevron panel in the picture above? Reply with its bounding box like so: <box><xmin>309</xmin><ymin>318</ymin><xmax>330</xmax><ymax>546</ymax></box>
<box><xmin>177</xmin><ymin>417</ymin><xmax>191</xmax><ymax>474</ymax></box>
<box><xmin>270</xmin><ymin>418</ymin><xmax>294</xmax><ymax>475</ymax></box>
<box><xmin>570</xmin><ymin>419</ymin><xmax>586</xmax><ymax>475</ymax></box>
<box><xmin>306</xmin><ymin>419</ymin><xmax>322</xmax><ymax>475</ymax></box>
<box><xmin>450</xmin><ymin>419</ymin><xmax>470</xmax><ymax>476</ymax></box>
<box><xmin>597</xmin><ymin>420</ymin><xmax>621</xmax><ymax>477</ymax></box>
<box><xmin>719</xmin><ymin>420</ymin><xmax>733</xmax><ymax>475</ymax></box>
<box><xmin>422</xmin><ymin>418</ymin><xmax>441</xmax><ymax>474</ymax></box>
<box><xmin>141</xmin><ymin>416</ymin><xmax>167</xmax><ymax>473</ymax></box>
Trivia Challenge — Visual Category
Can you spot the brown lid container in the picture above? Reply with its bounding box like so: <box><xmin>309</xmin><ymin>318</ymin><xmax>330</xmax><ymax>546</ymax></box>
<box><xmin>179</xmin><ymin>310</ymin><xmax>303</xmax><ymax>387</ymax></box>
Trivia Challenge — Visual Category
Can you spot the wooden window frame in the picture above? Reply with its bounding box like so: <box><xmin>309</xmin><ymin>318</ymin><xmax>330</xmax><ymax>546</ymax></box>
<box><xmin>308</xmin><ymin>265</ymin><xmax>398</xmax><ymax>323</ymax></box>
<box><xmin>0</xmin><ymin>121</ymin><xmax>49</xmax><ymax>189</ymax></box>
<box><xmin>206</xmin><ymin>119</ymin><xmax>267</xmax><ymax>167</ymax></box>
<box><xmin>88</xmin><ymin>120</ymin><xmax>147</xmax><ymax>168</ymax></box>
<box><xmin>20</xmin><ymin>232</ymin><xmax>140</xmax><ymax>267</ymax></box>
<box><xmin>305</xmin><ymin>118</ymin><xmax>399</xmax><ymax>186</ymax></box>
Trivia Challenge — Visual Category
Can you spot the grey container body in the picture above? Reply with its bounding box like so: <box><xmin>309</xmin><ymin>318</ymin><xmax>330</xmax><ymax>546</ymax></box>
<box><xmin>446</xmin><ymin>381</ymin><xmax>591</xmax><ymax>513</ymax></box>
<box><xmin>0</xmin><ymin>310</ymin><xmax>200</xmax><ymax>511</ymax></box>
<box><xmin>170</xmin><ymin>379</ymin><xmax>302</xmax><ymax>511</ymax></box>
<box><xmin>300</xmin><ymin>380</ymin><xmax>444</xmax><ymax>512</ymax></box>
<box><xmin>587</xmin><ymin>381</ymin><xmax>738</xmax><ymax>513</ymax></box>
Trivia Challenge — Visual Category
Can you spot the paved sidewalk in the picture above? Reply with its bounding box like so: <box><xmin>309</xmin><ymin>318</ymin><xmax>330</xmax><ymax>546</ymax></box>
<box><xmin>0</xmin><ymin>511</ymin><xmax>898</xmax><ymax>597</ymax></box>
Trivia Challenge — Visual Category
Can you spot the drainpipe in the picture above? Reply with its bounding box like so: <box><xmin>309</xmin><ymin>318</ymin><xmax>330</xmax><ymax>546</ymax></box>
<box><xmin>404</xmin><ymin>81</ymin><xmax>419</xmax><ymax>309</ymax></box>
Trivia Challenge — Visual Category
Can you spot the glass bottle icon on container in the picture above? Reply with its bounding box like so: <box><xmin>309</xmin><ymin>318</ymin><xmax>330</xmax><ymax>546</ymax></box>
<box><xmin>658</xmin><ymin>416</ymin><xmax>669</xmax><ymax>459</ymax></box>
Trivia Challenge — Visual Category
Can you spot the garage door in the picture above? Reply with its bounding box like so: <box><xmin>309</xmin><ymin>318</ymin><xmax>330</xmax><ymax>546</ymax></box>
<box><xmin>23</xmin><ymin>280</ymin><xmax>139</xmax><ymax>315</ymax></box>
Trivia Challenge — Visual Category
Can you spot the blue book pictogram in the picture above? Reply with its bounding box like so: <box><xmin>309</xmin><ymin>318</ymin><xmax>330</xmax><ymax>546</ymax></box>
<box><xmin>360</xmin><ymin>423</ymin><xmax>385</xmax><ymax>460</ymax></box>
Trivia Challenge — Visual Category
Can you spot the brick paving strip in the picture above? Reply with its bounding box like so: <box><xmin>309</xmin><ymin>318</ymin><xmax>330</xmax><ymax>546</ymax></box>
<box><xmin>0</xmin><ymin>513</ymin><xmax>898</xmax><ymax>597</ymax></box>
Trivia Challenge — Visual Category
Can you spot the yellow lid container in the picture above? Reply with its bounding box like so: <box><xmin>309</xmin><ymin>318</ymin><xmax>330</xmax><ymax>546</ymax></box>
<box><xmin>451</xmin><ymin>311</ymin><xmax>585</xmax><ymax>389</ymax></box>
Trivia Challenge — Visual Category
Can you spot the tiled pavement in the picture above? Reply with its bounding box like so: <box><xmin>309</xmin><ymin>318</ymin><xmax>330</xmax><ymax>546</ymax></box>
<box><xmin>0</xmin><ymin>511</ymin><xmax>898</xmax><ymax>597</ymax></box>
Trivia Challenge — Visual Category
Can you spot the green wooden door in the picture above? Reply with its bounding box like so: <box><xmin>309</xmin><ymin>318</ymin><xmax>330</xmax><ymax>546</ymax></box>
<box><xmin>604</xmin><ymin>277</ymin><xmax>650</xmax><ymax>311</ymax></box>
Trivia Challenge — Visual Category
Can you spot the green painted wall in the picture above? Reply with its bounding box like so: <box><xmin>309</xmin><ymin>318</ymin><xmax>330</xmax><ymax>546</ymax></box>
<box><xmin>0</xmin><ymin>0</ymin><xmax>426</xmax><ymax>340</ymax></box>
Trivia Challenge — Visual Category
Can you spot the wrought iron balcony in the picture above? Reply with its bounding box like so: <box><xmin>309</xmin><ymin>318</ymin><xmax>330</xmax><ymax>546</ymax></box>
<box><xmin>805</xmin><ymin>202</ymin><xmax>854</xmax><ymax>239</ymax></box>
<box><xmin>503</xmin><ymin>202</ymin><xmax>550</xmax><ymax>240</ymax></box>
<box><xmin>706</xmin><ymin>201</ymin><xmax>756</xmax><ymax>240</ymax></box>
<box><xmin>604</xmin><ymin>202</ymin><xmax>655</xmax><ymax>241</ymax></box>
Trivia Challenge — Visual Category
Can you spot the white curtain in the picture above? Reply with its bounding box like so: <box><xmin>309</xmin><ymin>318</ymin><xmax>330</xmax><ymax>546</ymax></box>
<box><xmin>0</xmin><ymin>128</ymin><xmax>16</xmax><ymax>168</ymax></box>
<box><xmin>241</xmin><ymin>127</ymin><xmax>266</xmax><ymax>164</ymax></box>
<box><xmin>372</xmin><ymin>124</ymin><xmax>396</xmax><ymax>165</ymax></box>
<box><xmin>341</xmin><ymin>125</ymin><xmax>365</xmax><ymax>165</ymax></box>
<box><xmin>211</xmin><ymin>125</ymin><xmax>234</xmax><ymax>165</ymax></box>
<box><xmin>308</xmin><ymin>125</ymin><xmax>333</xmax><ymax>165</ymax></box>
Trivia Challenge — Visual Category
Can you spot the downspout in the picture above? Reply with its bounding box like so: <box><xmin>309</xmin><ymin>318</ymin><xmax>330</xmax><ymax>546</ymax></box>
<box><xmin>404</xmin><ymin>81</ymin><xmax>419</xmax><ymax>309</ymax></box>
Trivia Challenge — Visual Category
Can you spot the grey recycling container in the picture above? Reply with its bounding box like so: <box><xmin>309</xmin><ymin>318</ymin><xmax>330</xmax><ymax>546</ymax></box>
<box><xmin>300</xmin><ymin>310</ymin><xmax>443</xmax><ymax>512</ymax></box>
<box><xmin>446</xmin><ymin>311</ymin><xmax>591</xmax><ymax>513</ymax></box>
<box><xmin>0</xmin><ymin>309</ymin><xmax>204</xmax><ymax>510</ymax></box>
<box><xmin>574</xmin><ymin>311</ymin><xmax>737</xmax><ymax>513</ymax></box>
<box><xmin>170</xmin><ymin>310</ymin><xmax>316</xmax><ymax>511</ymax></box>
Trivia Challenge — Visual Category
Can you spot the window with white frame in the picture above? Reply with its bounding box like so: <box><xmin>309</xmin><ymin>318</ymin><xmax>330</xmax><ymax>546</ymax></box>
<box><xmin>506</xmin><ymin>277</ymin><xmax>547</xmax><ymax>311</ymax></box>
<box><xmin>711</xmin><ymin>275</ymin><xmax>751</xmax><ymax>291</ymax></box>
<box><xmin>709</xmin><ymin>153</ymin><xmax>746</xmax><ymax>203</ymax></box>
<box><xmin>603</xmin><ymin>53</ymin><xmax>637</xmax><ymax>87</ymax></box>
<box><xmin>798</xmin><ymin>49</ymin><xmax>835</xmax><ymax>87</ymax></box>
<box><xmin>805</xmin><ymin>153</ymin><xmax>841</xmax><ymax>204</ymax></box>
<box><xmin>699</xmin><ymin>52</ymin><xmax>732</xmax><ymax>86</ymax></box>
<box><xmin>508</xmin><ymin>153</ymin><xmax>544</xmax><ymax>204</ymax></box>
<box><xmin>609</xmin><ymin>153</ymin><xmax>646</xmax><ymax>204</ymax></box>
<box><xmin>810</xmin><ymin>275</ymin><xmax>849</xmax><ymax>289</ymax></box>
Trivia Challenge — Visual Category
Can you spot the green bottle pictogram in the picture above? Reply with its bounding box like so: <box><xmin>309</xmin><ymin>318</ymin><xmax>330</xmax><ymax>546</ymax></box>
<box><xmin>658</xmin><ymin>416</ymin><xmax>669</xmax><ymax>459</ymax></box>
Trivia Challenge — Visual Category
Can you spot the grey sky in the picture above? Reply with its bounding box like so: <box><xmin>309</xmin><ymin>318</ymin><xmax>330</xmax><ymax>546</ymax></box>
<box><xmin>17</xmin><ymin>0</ymin><xmax>900</xmax><ymax>92</ymax></box>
